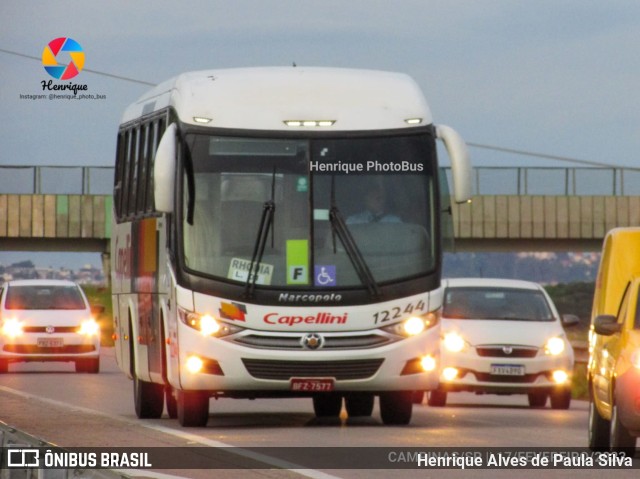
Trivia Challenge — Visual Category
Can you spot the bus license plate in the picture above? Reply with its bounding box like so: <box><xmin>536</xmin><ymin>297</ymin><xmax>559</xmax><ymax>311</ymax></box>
<box><xmin>290</xmin><ymin>378</ymin><xmax>335</xmax><ymax>392</ymax></box>
<box><xmin>490</xmin><ymin>364</ymin><xmax>525</xmax><ymax>376</ymax></box>
<box><xmin>37</xmin><ymin>338</ymin><xmax>64</xmax><ymax>348</ymax></box>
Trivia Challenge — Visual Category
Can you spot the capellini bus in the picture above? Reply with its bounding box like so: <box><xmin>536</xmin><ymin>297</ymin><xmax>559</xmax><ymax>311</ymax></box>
<box><xmin>111</xmin><ymin>67</ymin><xmax>472</xmax><ymax>427</ymax></box>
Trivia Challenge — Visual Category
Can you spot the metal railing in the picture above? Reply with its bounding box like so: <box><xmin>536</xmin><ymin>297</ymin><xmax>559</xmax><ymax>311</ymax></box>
<box><xmin>1</xmin><ymin>165</ymin><xmax>640</xmax><ymax>196</ymax></box>
<box><xmin>0</xmin><ymin>165</ymin><xmax>114</xmax><ymax>195</ymax></box>
<box><xmin>443</xmin><ymin>166</ymin><xmax>640</xmax><ymax>196</ymax></box>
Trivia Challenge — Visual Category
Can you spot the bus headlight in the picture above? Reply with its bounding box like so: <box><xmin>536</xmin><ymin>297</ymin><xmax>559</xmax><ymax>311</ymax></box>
<box><xmin>179</xmin><ymin>308</ymin><xmax>243</xmax><ymax>338</ymax></box>
<box><xmin>1</xmin><ymin>318</ymin><xmax>24</xmax><ymax>338</ymax></box>
<box><xmin>544</xmin><ymin>337</ymin><xmax>566</xmax><ymax>356</ymax></box>
<box><xmin>381</xmin><ymin>312</ymin><xmax>439</xmax><ymax>338</ymax></box>
<box><xmin>443</xmin><ymin>332</ymin><xmax>467</xmax><ymax>353</ymax></box>
<box><xmin>78</xmin><ymin>318</ymin><xmax>100</xmax><ymax>337</ymax></box>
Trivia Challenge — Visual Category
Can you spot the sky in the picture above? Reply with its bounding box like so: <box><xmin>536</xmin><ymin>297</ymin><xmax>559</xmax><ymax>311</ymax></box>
<box><xmin>1</xmin><ymin>0</ymin><xmax>639</xmax><ymax>269</ymax></box>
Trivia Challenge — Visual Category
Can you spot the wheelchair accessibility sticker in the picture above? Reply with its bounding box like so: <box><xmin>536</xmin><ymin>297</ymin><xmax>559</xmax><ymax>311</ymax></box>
<box><xmin>314</xmin><ymin>265</ymin><xmax>336</xmax><ymax>286</ymax></box>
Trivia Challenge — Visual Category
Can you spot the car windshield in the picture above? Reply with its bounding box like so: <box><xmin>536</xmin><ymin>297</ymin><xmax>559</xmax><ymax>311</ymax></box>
<box><xmin>443</xmin><ymin>286</ymin><xmax>554</xmax><ymax>321</ymax></box>
<box><xmin>5</xmin><ymin>285</ymin><xmax>86</xmax><ymax>310</ymax></box>
<box><xmin>181</xmin><ymin>133</ymin><xmax>436</xmax><ymax>289</ymax></box>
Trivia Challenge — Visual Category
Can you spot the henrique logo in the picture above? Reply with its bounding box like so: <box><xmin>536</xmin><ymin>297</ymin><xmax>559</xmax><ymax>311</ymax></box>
<box><xmin>264</xmin><ymin>312</ymin><xmax>347</xmax><ymax>326</ymax></box>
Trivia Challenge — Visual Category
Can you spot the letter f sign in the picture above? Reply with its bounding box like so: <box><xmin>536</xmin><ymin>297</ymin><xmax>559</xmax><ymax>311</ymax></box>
<box><xmin>288</xmin><ymin>266</ymin><xmax>307</xmax><ymax>284</ymax></box>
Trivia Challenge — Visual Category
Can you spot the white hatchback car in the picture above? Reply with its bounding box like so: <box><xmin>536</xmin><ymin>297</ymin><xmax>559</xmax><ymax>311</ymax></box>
<box><xmin>0</xmin><ymin>279</ymin><xmax>102</xmax><ymax>373</ymax></box>
<box><xmin>429</xmin><ymin>278</ymin><xmax>576</xmax><ymax>409</ymax></box>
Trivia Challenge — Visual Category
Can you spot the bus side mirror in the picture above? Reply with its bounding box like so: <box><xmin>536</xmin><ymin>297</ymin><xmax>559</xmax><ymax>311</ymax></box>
<box><xmin>154</xmin><ymin>123</ymin><xmax>178</xmax><ymax>213</ymax></box>
<box><xmin>435</xmin><ymin>124</ymin><xmax>473</xmax><ymax>204</ymax></box>
<box><xmin>593</xmin><ymin>314</ymin><xmax>622</xmax><ymax>336</ymax></box>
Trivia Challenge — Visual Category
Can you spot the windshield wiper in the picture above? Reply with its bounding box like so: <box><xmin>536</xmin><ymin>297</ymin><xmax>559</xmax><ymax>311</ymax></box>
<box><xmin>329</xmin><ymin>176</ymin><xmax>381</xmax><ymax>298</ymax></box>
<box><xmin>244</xmin><ymin>168</ymin><xmax>276</xmax><ymax>299</ymax></box>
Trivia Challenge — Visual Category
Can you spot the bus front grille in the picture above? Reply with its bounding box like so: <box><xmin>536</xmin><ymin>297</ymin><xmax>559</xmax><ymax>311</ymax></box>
<box><xmin>241</xmin><ymin>358</ymin><xmax>385</xmax><ymax>381</ymax></box>
<box><xmin>232</xmin><ymin>333</ymin><xmax>394</xmax><ymax>350</ymax></box>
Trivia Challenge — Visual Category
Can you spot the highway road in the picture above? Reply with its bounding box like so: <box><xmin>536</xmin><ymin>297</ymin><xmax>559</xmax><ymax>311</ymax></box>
<box><xmin>0</xmin><ymin>348</ymin><xmax>637</xmax><ymax>479</ymax></box>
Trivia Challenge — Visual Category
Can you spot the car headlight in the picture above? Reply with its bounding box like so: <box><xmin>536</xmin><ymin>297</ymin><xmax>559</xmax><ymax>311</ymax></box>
<box><xmin>78</xmin><ymin>318</ymin><xmax>100</xmax><ymax>336</ymax></box>
<box><xmin>178</xmin><ymin>308</ymin><xmax>243</xmax><ymax>338</ymax></box>
<box><xmin>1</xmin><ymin>318</ymin><xmax>23</xmax><ymax>338</ymax></box>
<box><xmin>443</xmin><ymin>332</ymin><xmax>467</xmax><ymax>353</ymax></box>
<box><xmin>380</xmin><ymin>312</ymin><xmax>439</xmax><ymax>337</ymax></box>
<box><xmin>544</xmin><ymin>336</ymin><xmax>566</xmax><ymax>356</ymax></box>
<box><xmin>630</xmin><ymin>349</ymin><xmax>640</xmax><ymax>370</ymax></box>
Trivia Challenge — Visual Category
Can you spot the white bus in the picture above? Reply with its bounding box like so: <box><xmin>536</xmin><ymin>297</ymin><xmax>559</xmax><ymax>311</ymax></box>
<box><xmin>111</xmin><ymin>67</ymin><xmax>472</xmax><ymax>427</ymax></box>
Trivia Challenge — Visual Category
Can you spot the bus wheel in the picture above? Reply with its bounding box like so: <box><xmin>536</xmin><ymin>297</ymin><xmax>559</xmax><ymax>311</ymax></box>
<box><xmin>133</xmin><ymin>373</ymin><xmax>164</xmax><ymax>419</ymax></box>
<box><xmin>379</xmin><ymin>391</ymin><xmax>412</xmax><ymax>425</ymax></box>
<box><xmin>345</xmin><ymin>393</ymin><xmax>374</xmax><ymax>417</ymax></box>
<box><xmin>177</xmin><ymin>390</ymin><xmax>209</xmax><ymax>427</ymax></box>
<box><xmin>165</xmin><ymin>386</ymin><xmax>178</xmax><ymax>419</ymax></box>
<box><xmin>588</xmin><ymin>397</ymin><xmax>610</xmax><ymax>451</ymax></box>
<box><xmin>313</xmin><ymin>393</ymin><xmax>342</xmax><ymax>417</ymax></box>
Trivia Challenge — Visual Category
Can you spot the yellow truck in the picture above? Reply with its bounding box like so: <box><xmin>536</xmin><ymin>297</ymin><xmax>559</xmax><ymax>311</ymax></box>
<box><xmin>588</xmin><ymin>227</ymin><xmax>640</xmax><ymax>452</ymax></box>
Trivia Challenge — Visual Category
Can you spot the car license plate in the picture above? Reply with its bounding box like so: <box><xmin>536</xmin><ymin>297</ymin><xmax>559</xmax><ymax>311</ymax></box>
<box><xmin>37</xmin><ymin>338</ymin><xmax>64</xmax><ymax>348</ymax></box>
<box><xmin>490</xmin><ymin>364</ymin><xmax>525</xmax><ymax>376</ymax></box>
<box><xmin>290</xmin><ymin>378</ymin><xmax>335</xmax><ymax>392</ymax></box>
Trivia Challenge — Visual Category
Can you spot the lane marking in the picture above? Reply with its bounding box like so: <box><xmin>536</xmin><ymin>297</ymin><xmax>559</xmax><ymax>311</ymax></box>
<box><xmin>0</xmin><ymin>385</ymin><xmax>342</xmax><ymax>479</ymax></box>
<box><xmin>142</xmin><ymin>423</ymin><xmax>342</xmax><ymax>479</ymax></box>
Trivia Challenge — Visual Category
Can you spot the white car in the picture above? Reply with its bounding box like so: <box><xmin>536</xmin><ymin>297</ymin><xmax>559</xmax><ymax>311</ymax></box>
<box><xmin>0</xmin><ymin>279</ymin><xmax>102</xmax><ymax>373</ymax></box>
<box><xmin>429</xmin><ymin>278</ymin><xmax>576</xmax><ymax>409</ymax></box>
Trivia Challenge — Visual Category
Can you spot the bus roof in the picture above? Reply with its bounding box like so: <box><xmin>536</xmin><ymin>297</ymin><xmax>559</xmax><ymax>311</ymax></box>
<box><xmin>121</xmin><ymin>67</ymin><xmax>433</xmax><ymax>131</ymax></box>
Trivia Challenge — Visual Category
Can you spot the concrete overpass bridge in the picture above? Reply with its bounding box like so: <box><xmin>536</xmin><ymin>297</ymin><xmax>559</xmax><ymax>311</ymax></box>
<box><xmin>1</xmin><ymin>165</ymin><xmax>639</xmax><ymax>261</ymax></box>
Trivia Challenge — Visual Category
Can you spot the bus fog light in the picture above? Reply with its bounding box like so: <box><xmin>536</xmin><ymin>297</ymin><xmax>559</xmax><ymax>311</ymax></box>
<box><xmin>421</xmin><ymin>355</ymin><xmax>437</xmax><ymax>372</ymax></box>
<box><xmin>186</xmin><ymin>355</ymin><xmax>204</xmax><ymax>374</ymax></box>
<box><xmin>442</xmin><ymin>367</ymin><xmax>459</xmax><ymax>381</ymax></box>
<box><xmin>552</xmin><ymin>369</ymin><xmax>569</xmax><ymax>384</ymax></box>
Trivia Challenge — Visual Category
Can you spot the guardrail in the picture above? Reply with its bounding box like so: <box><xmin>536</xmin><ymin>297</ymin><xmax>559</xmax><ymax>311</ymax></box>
<box><xmin>466</xmin><ymin>166</ymin><xmax>640</xmax><ymax>196</ymax></box>
<box><xmin>0</xmin><ymin>166</ymin><xmax>114</xmax><ymax>195</ymax></box>
<box><xmin>2</xmin><ymin>165</ymin><xmax>640</xmax><ymax>196</ymax></box>
<box><xmin>0</xmin><ymin>421</ymin><xmax>131</xmax><ymax>478</ymax></box>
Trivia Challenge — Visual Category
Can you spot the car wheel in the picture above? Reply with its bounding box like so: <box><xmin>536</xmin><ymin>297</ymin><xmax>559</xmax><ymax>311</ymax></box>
<box><xmin>527</xmin><ymin>391</ymin><xmax>548</xmax><ymax>408</ymax></box>
<box><xmin>412</xmin><ymin>391</ymin><xmax>425</xmax><ymax>404</ymax></box>
<box><xmin>83</xmin><ymin>357</ymin><xmax>100</xmax><ymax>374</ymax></box>
<box><xmin>177</xmin><ymin>390</ymin><xmax>209</xmax><ymax>427</ymax></box>
<box><xmin>379</xmin><ymin>391</ymin><xmax>413</xmax><ymax>425</ymax></box>
<box><xmin>345</xmin><ymin>393</ymin><xmax>374</xmax><ymax>417</ymax></box>
<box><xmin>610</xmin><ymin>400</ymin><xmax>637</xmax><ymax>454</ymax></box>
<box><xmin>550</xmin><ymin>387</ymin><xmax>571</xmax><ymax>410</ymax></box>
<box><xmin>313</xmin><ymin>393</ymin><xmax>343</xmax><ymax>417</ymax></box>
<box><xmin>588</xmin><ymin>397</ymin><xmax>610</xmax><ymax>451</ymax></box>
<box><xmin>427</xmin><ymin>390</ymin><xmax>447</xmax><ymax>407</ymax></box>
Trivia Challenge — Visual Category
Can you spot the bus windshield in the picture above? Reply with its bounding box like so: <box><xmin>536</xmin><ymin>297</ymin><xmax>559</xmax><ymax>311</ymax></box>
<box><xmin>182</xmin><ymin>133</ymin><xmax>437</xmax><ymax>290</ymax></box>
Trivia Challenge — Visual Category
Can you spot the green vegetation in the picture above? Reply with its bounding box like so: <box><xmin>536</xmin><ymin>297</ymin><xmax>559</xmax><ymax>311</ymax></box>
<box><xmin>545</xmin><ymin>281</ymin><xmax>595</xmax><ymax>400</ymax></box>
<box><xmin>81</xmin><ymin>284</ymin><xmax>114</xmax><ymax>347</ymax></box>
